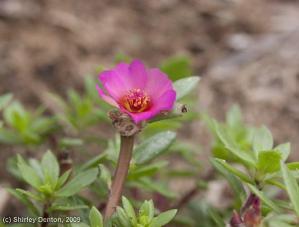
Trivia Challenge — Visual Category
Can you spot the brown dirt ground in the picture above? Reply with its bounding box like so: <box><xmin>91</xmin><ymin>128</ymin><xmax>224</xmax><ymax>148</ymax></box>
<box><xmin>0</xmin><ymin>0</ymin><xmax>299</xmax><ymax>218</ymax></box>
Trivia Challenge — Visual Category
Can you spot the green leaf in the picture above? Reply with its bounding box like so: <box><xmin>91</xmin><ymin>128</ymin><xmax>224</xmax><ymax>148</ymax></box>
<box><xmin>0</xmin><ymin>93</ymin><xmax>13</xmax><ymax>111</ymax></box>
<box><xmin>265</xmin><ymin>179</ymin><xmax>286</xmax><ymax>190</ymax></box>
<box><xmin>116</xmin><ymin>207</ymin><xmax>132</xmax><ymax>227</ymax></box>
<box><xmin>17</xmin><ymin>155</ymin><xmax>42</xmax><ymax>189</ymax></box>
<box><xmin>122</xmin><ymin>197</ymin><xmax>137</xmax><ymax>225</ymax></box>
<box><xmin>15</xmin><ymin>188</ymin><xmax>43</xmax><ymax>201</ymax></box>
<box><xmin>49</xmin><ymin>196</ymin><xmax>89</xmax><ymax>212</ymax></box>
<box><xmin>281</xmin><ymin>163</ymin><xmax>299</xmax><ymax>216</ymax></box>
<box><xmin>56</xmin><ymin>169</ymin><xmax>72</xmax><ymax>189</ymax></box>
<box><xmin>256</xmin><ymin>150</ymin><xmax>281</xmax><ymax>174</ymax></box>
<box><xmin>56</xmin><ymin>168</ymin><xmax>98</xmax><ymax>197</ymax></box>
<box><xmin>3</xmin><ymin>101</ymin><xmax>29</xmax><ymax>131</ymax></box>
<box><xmin>253</xmin><ymin>126</ymin><xmax>273</xmax><ymax>153</ymax></box>
<box><xmin>71</xmin><ymin>224</ymin><xmax>90</xmax><ymax>227</ymax></box>
<box><xmin>128</xmin><ymin>162</ymin><xmax>168</xmax><ymax>180</ymax></box>
<box><xmin>247</xmin><ymin>184</ymin><xmax>280</xmax><ymax>212</ymax></box>
<box><xmin>114</xmin><ymin>53</ymin><xmax>131</xmax><ymax>64</ymax></box>
<box><xmin>89</xmin><ymin>206</ymin><xmax>103</xmax><ymax>227</ymax></box>
<box><xmin>143</xmin><ymin>119</ymin><xmax>182</xmax><ymax>137</ymax></box>
<box><xmin>30</xmin><ymin>117</ymin><xmax>56</xmax><ymax>135</ymax></box>
<box><xmin>6</xmin><ymin>155</ymin><xmax>23</xmax><ymax>180</ymax></box>
<box><xmin>41</xmin><ymin>150</ymin><xmax>59</xmax><ymax>187</ymax></box>
<box><xmin>79</xmin><ymin>153</ymin><xmax>107</xmax><ymax>171</ymax></box>
<box><xmin>275</xmin><ymin>143</ymin><xmax>290</xmax><ymax>162</ymax></box>
<box><xmin>84</xmin><ymin>76</ymin><xmax>100</xmax><ymax>100</ymax></box>
<box><xmin>99</xmin><ymin>164</ymin><xmax>111</xmax><ymax>189</ymax></box>
<box><xmin>213</xmin><ymin>120</ymin><xmax>255</xmax><ymax>166</ymax></box>
<box><xmin>0</xmin><ymin>128</ymin><xmax>22</xmax><ymax>144</ymax></box>
<box><xmin>149</xmin><ymin>209</ymin><xmax>177</xmax><ymax>227</ymax></box>
<box><xmin>208</xmin><ymin>207</ymin><xmax>226</xmax><ymax>227</ymax></box>
<box><xmin>212</xmin><ymin>158</ymin><xmax>253</xmax><ymax>184</ymax></box>
<box><xmin>287</xmin><ymin>162</ymin><xmax>299</xmax><ymax>170</ymax></box>
<box><xmin>265</xmin><ymin>214</ymin><xmax>298</xmax><ymax>227</ymax></box>
<box><xmin>211</xmin><ymin>158</ymin><xmax>246</xmax><ymax>206</ymax></box>
<box><xmin>29</xmin><ymin>159</ymin><xmax>44</xmax><ymax>180</ymax></box>
<box><xmin>160</xmin><ymin>56</ymin><xmax>192</xmax><ymax>80</ymax></box>
<box><xmin>104</xmin><ymin>136</ymin><xmax>121</xmax><ymax>164</ymax></box>
<box><xmin>49</xmin><ymin>204</ymin><xmax>88</xmax><ymax>212</ymax></box>
<box><xmin>226</xmin><ymin>105</ymin><xmax>242</xmax><ymax>129</ymax></box>
<box><xmin>139</xmin><ymin>200</ymin><xmax>155</xmax><ymax>221</ymax></box>
<box><xmin>6</xmin><ymin>188</ymin><xmax>40</xmax><ymax>216</ymax></box>
<box><xmin>173</xmin><ymin>76</ymin><xmax>200</xmax><ymax>100</ymax></box>
<box><xmin>268</xmin><ymin>221</ymin><xmax>294</xmax><ymax>227</ymax></box>
<box><xmin>39</xmin><ymin>183</ymin><xmax>54</xmax><ymax>195</ymax></box>
<box><xmin>134</xmin><ymin>131</ymin><xmax>176</xmax><ymax>164</ymax></box>
<box><xmin>134</xmin><ymin>178</ymin><xmax>176</xmax><ymax>198</ymax></box>
<box><xmin>59</xmin><ymin>138</ymin><xmax>83</xmax><ymax>148</ymax></box>
<box><xmin>22</xmin><ymin>130</ymin><xmax>41</xmax><ymax>145</ymax></box>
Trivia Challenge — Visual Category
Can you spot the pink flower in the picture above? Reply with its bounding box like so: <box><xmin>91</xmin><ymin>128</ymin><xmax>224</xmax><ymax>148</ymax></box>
<box><xmin>97</xmin><ymin>60</ymin><xmax>176</xmax><ymax>123</ymax></box>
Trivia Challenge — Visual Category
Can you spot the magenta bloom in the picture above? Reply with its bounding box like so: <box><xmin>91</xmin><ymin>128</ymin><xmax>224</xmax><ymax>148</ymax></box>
<box><xmin>97</xmin><ymin>60</ymin><xmax>176</xmax><ymax>123</ymax></box>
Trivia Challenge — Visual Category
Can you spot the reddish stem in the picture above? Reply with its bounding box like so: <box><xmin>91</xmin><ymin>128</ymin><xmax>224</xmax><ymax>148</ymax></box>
<box><xmin>104</xmin><ymin>135</ymin><xmax>135</xmax><ymax>220</ymax></box>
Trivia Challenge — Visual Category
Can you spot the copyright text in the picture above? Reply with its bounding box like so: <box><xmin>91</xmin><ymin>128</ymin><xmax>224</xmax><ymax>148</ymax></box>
<box><xmin>2</xmin><ymin>216</ymin><xmax>81</xmax><ymax>224</ymax></box>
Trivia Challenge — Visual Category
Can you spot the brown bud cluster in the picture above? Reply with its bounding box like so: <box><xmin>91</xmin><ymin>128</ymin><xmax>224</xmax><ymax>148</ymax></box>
<box><xmin>108</xmin><ymin>110</ymin><xmax>142</xmax><ymax>136</ymax></box>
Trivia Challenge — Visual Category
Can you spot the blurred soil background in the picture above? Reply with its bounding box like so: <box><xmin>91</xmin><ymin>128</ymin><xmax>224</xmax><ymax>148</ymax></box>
<box><xmin>0</xmin><ymin>0</ymin><xmax>299</xmax><ymax>217</ymax></box>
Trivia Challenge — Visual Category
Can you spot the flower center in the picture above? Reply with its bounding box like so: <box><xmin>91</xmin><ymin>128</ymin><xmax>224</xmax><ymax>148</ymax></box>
<box><xmin>120</xmin><ymin>89</ymin><xmax>151</xmax><ymax>113</ymax></box>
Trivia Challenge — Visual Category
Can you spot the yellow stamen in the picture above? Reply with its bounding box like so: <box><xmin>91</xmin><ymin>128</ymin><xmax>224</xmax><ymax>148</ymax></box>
<box><xmin>120</xmin><ymin>89</ymin><xmax>151</xmax><ymax>113</ymax></box>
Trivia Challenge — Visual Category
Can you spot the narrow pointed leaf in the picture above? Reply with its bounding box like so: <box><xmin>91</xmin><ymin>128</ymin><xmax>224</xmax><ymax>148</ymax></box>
<box><xmin>275</xmin><ymin>143</ymin><xmax>290</xmax><ymax>162</ymax></box>
<box><xmin>89</xmin><ymin>206</ymin><xmax>103</xmax><ymax>227</ymax></box>
<box><xmin>213</xmin><ymin>120</ymin><xmax>255</xmax><ymax>166</ymax></box>
<box><xmin>41</xmin><ymin>150</ymin><xmax>59</xmax><ymax>187</ymax></box>
<box><xmin>6</xmin><ymin>188</ymin><xmax>40</xmax><ymax>216</ymax></box>
<box><xmin>149</xmin><ymin>209</ymin><xmax>177</xmax><ymax>227</ymax></box>
<box><xmin>253</xmin><ymin>126</ymin><xmax>273</xmax><ymax>153</ymax></box>
<box><xmin>212</xmin><ymin>158</ymin><xmax>253</xmax><ymax>184</ymax></box>
<box><xmin>17</xmin><ymin>155</ymin><xmax>42</xmax><ymax>189</ymax></box>
<box><xmin>211</xmin><ymin>158</ymin><xmax>246</xmax><ymax>206</ymax></box>
<box><xmin>122</xmin><ymin>197</ymin><xmax>137</xmax><ymax>225</ymax></box>
<box><xmin>134</xmin><ymin>131</ymin><xmax>176</xmax><ymax>164</ymax></box>
<box><xmin>281</xmin><ymin>163</ymin><xmax>299</xmax><ymax>216</ymax></box>
<box><xmin>56</xmin><ymin>168</ymin><xmax>98</xmax><ymax>197</ymax></box>
<box><xmin>0</xmin><ymin>93</ymin><xmax>13</xmax><ymax>111</ymax></box>
<box><xmin>226</xmin><ymin>105</ymin><xmax>242</xmax><ymax>129</ymax></box>
<box><xmin>173</xmin><ymin>76</ymin><xmax>200</xmax><ymax>100</ymax></box>
<box><xmin>248</xmin><ymin>184</ymin><xmax>281</xmax><ymax>212</ymax></box>
<box><xmin>116</xmin><ymin>207</ymin><xmax>131</xmax><ymax>227</ymax></box>
<box><xmin>56</xmin><ymin>169</ymin><xmax>72</xmax><ymax>189</ymax></box>
<box><xmin>160</xmin><ymin>56</ymin><xmax>192</xmax><ymax>80</ymax></box>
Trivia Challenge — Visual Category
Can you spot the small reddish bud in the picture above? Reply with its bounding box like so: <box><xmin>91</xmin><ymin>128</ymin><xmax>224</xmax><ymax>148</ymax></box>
<box><xmin>230</xmin><ymin>210</ymin><xmax>244</xmax><ymax>227</ymax></box>
<box><xmin>243</xmin><ymin>197</ymin><xmax>262</xmax><ymax>227</ymax></box>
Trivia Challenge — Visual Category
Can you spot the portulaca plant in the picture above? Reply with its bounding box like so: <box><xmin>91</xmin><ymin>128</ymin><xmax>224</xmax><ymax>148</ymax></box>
<box><xmin>0</xmin><ymin>57</ymin><xmax>298</xmax><ymax>227</ymax></box>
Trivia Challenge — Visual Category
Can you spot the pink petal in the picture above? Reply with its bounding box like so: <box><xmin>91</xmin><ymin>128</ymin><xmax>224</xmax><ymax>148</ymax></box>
<box><xmin>114</xmin><ymin>63</ymin><xmax>131</xmax><ymax>89</ymax></box>
<box><xmin>153</xmin><ymin>89</ymin><xmax>176</xmax><ymax>110</ymax></box>
<box><xmin>115</xmin><ymin>62</ymin><xmax>130</xmax><ymax>75</ymax></box>
<box><xmin>128</xmin><ymin>110</ymin><xmax>159</xmax><ymax>123</ymax></box>
<box><xmin>145</xmin><ymin>68</ymin><xmax>173</xmax><ymax>98</ymax></box>
<box><xmin>96</xmin><ymin>85</ymin><xmax>119</xmax><ymax>107</ymax></box>
<box><xmin>99</xmin><ymin>70</ymin><xmax>126</xmax><ymax>100</ymax></box>
<box><xmin>128</xmin><ymin>59</ymin><xmax>148</xmax><ymax>89</ymax></box>
<box><xmin>112</xmin><ymin>61</ymin><xmax>148</xmax><ymax>90</ymax></box>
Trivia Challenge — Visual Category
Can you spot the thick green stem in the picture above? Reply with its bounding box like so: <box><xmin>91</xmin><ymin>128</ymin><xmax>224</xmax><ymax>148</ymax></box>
<box><xmin>104</xmin><ymin>135</ymin><xmax>135</xmax><ymax>220</ymax></box>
